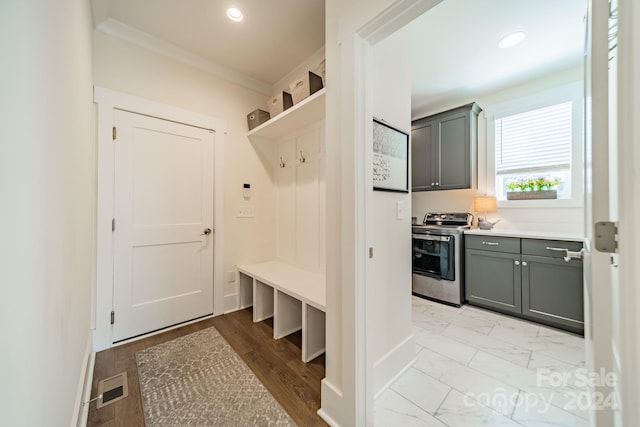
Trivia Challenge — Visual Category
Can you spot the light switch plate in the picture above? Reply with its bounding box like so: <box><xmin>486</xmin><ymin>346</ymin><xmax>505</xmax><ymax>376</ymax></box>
<box><xmin>396</xmin><ymin>201</ymin><xmax>405</xmax><ymax>220</ymax></box>
<box><xmin>237</xmin><ymin>206</ymin><xmax>255</xmax><ymax>218</ymax></box>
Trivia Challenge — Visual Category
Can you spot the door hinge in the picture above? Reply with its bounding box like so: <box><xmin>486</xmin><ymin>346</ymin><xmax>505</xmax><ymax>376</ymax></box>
<box><xmin>595</xmin><ymin>221</ymin><xmax>618</xmax><ymax>253</ymax></box>
<box><xmin>112</xmin><ymin>126</ymin><xmax>117</xmax><ymax>140</ymax></box>
<box><xmin>110</xmin><ymin>311</ymin><xmax>115</xmax><ymax>325</ymax></box>
<box><xmin>111</xmin><ymin>218</ymin><xmax>115</xmax><ymax>232</ymax></box>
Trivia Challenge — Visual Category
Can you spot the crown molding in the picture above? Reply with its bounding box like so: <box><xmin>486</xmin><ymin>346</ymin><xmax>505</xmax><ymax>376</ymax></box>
<box><xmin>95</xmin><ymin>19</ymin><xmax>272</xmax><ymax>96</ymax></box>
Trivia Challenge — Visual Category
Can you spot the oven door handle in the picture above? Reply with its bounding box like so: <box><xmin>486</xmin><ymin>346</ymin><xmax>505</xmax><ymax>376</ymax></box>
<box><xmin>412</xmin><ymin>234</ymin><xmax>451</xmax><ymax>242</ymax></box>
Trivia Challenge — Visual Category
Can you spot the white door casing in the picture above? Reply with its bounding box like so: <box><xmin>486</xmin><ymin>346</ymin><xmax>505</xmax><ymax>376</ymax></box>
<box><xmin>611</xmin><ymin>0</ymin><xmax>640</xmax><ymax>425</ymax></box>
<box><xmin>112</xmin><ymin>110</ymin><xmax>214</xmax><ymax>342</ymax></box>
<box><xmin>584</xmin><ymin>0</ymin><xmax>619</xmax><ymax>425</ymax></box>
<box><xmin>94</xmin><ymin>87</ymin><xmax>226</xmax><ymax>351</ymax></box>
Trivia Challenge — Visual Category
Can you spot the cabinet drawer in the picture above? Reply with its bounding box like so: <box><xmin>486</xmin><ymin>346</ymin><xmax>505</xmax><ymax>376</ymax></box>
<box><xmin>465</xmin><ymin>235</ymin><xmax>520</xmax><ymax>253</ymax></box>
<box><xmin>521</xmin><ymin>239</ymin><xmax>583</xmax><ymax>259</ymax></box>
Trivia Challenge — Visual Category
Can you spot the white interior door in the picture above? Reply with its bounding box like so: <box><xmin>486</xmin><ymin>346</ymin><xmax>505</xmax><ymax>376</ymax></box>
<box><xmin>584</xmin><ymin>0</ymin><xmax>619</xmax><ymax>425</ymax></box>
<box><xmin>112</xmin><ymin>110</ymin><xmax>214</xmax><ymax>342</ymax></box>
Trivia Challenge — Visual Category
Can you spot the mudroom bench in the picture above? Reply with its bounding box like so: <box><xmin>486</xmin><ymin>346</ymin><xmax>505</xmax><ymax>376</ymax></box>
<box><xmin>237</xmin><ymin>261</ymin><xmax>326</xmax><ymax>362</ymax></box>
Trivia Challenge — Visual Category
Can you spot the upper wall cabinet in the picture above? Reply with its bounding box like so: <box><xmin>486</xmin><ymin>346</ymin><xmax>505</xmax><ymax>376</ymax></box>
<box><xmin>411</xmin><ymin>102</ymin><xmax>481</xmax><ymax>191</ymax></box>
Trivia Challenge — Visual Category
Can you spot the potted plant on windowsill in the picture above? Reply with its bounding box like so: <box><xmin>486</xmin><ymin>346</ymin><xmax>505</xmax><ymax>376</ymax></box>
<box><xmin>506</xmin><ymin>177</ymin><xmax>561</xmax><ymax>200</ymax></box>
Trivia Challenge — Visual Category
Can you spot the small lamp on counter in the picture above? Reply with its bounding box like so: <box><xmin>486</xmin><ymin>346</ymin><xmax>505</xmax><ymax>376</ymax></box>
<box><xmin>474</xmin><ymin>196</ymin><xmax>499</xmax><ymax>230</ymax></box>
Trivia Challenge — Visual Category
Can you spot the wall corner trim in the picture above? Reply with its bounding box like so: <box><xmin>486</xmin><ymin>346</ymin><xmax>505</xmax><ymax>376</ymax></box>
<box><xmin>319</xmin><ymin>379</ymin><xmax>344</xmax><ymax>427</ymax></box>
<box><xmin>373</xmin><ymin>333</ymin><xmax>416</xmax><ymax>398</ymax></box>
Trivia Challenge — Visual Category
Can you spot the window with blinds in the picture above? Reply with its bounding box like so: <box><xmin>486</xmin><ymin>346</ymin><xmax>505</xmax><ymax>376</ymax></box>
<box><xmin>494</xmin><ymin>101</ymin><xmax>573</xmax><ymax>199</ymax></box>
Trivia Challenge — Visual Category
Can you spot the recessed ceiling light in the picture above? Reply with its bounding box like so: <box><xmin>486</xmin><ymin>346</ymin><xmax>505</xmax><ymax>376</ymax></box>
<box><xmin>498</xmin><ymin>31</ymin><xmax>526</xmax><ymax>49</ymax></box>
<box><xmin>226</xmin><ymin>7</ymin><xmax>244</xmax><ymax>22</ymax></box>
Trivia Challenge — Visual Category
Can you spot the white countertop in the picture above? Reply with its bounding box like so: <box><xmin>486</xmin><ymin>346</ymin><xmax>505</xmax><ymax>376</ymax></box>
<box><xmin>464</xmin><ymin>228</ymin><xmax>584</xmax><ymax>242</ymax></box>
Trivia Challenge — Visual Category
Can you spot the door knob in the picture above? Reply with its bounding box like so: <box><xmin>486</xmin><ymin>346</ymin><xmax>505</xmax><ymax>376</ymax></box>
<box><xmin>201</xmin><ymin>228</ymin><xmax>212</xmax><ymax>236</ymax></box>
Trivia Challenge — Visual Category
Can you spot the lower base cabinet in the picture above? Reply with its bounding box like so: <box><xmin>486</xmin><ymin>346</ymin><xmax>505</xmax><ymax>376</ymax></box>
<box><xmin>522</xmin><ymin>255</ymin><xmax>584</xmax><ymax>332</ymax></box>
<box><xmin>466</xmin><ymin>249</ymin><xmax>521</xmax><ymax>314</ymax></box>
<box><xmin>465</xmin><ymin>235</ymin><xmax>584</xmax><ymax>334</ymax></box>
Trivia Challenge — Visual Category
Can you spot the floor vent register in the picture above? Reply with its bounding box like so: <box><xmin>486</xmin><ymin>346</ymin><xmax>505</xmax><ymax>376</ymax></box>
<box><xmin>96</xmin><ymin>372</ymin><xmax>129</xmax><ymax>409</ymax></box>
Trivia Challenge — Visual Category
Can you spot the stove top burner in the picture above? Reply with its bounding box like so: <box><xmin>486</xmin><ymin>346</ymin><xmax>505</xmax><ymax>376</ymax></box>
<box><xmin>421</xmin><ymin>212</ymin><xmax>473</xmax><ymax>229</ymax></box>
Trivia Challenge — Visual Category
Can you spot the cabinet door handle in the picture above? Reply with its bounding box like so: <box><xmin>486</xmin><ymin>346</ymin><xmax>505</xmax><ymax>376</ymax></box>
<box><xmin>522</xmin><ymin>261</ymin><xmax>528</xmax><ymax>267</ymax></box>
<box><xmin>482</xmin><ymin>241</ymin><xmax>500</xmax><ymax>246</ymax></box>
<box><xmin>435</xmin><ymin>182</ymin><xmax>439</xmax><ymax>186</ymax></box>
<box><xmin>431</xmin><ymin>182</ymin><xmax>435</xmax><ymax>186</ymax></box>
<box><xmin>545</xmin><ymin>246</ymin><xmax>584</xmax><ymax>262</ymax></box>
<box><xmin>514</xmin><ymin>260</ymin><xmax>520</xmax><ymax>266</ymax></box>
<box><xmin>546</xmin><ymin>246</ymin><xmax>569</xmax><ymax>252</ymax></box>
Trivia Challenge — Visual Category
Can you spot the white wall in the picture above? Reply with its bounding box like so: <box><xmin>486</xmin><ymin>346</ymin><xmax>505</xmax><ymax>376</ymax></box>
<box><xmin>371</xmin><ymin>27</ymin><xmax>414</xmax><ymax>394</ymax></box>
<box><xmin>0</xmin><ymin>1</ymin><xmax>95</xmax><ymax>425</ymax></box>
<box><xmin>92</xmin><ymin>30</ymin><xmax>275</xmax><ymax>302</ymax></box>
<box><xmin>412</xmin><ymin>65</ymin><xmax>584</xmax><ymax>233</ymax></box>
<box><xmin>274</xmin><ymin>124</ymin><xmax>326</xmax><ymax>273</ymax></box>
<box><xmin>322</xmin><ymin>1</ymin><xmax>360</xmax><ymax>423</ymax></box>
<box><xmin>322</xmin><ymin>2</ymin><xmax>442</xmax><ymax>425</ymax></box>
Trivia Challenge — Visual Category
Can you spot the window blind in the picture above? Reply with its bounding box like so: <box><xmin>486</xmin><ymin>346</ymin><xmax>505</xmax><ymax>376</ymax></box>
<box><xmin>495</xmin><ymin>102</ymin><xmax>572</xmax><ymax>175</ymax></box>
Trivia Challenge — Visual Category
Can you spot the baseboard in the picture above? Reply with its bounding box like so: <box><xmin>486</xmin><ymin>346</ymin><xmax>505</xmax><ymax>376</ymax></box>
<box><xmin>224</xmin><ymin>293</ymin><xmax>239</xmax><ymax>313</ymax></box>
<box><xmin>318</xmin><ymin>379</ymin><xmax>343</xmax><ymax>427</ymax></box>
<box><xmin>71</xmin><ymin>332</ymin><xmax>95</xmax><ymax>427</ymax></box>
<box><xmin>112</xmin><ymin>314</ymin><xmax>215</xmax><ymax>348</ymax></box>
<box><xmin>373</xmin><ymin>333</ymin><xmax>416</xmax><ymax>399</ymax></box>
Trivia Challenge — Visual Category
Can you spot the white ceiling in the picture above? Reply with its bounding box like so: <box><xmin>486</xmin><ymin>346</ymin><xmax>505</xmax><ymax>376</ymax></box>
<box><xmin>91</xmin><ymin>0</ymin><xmax>326</xmax><ymax>86</ymax></box>
<box><xmin>91</xmin><ymin>0</ymin><xmax>586</xmax><ymax>110</ymax></box>
<box><xmin>409</xmin><ymin>0</ymin><xmax>587</xmax><ymax>113</ymax></box>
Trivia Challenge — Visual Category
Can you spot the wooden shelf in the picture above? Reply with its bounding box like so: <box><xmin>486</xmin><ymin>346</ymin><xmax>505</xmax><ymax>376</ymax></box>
<box><xmin>247</xmin><ymin>88</ymin><xmax>326</xmax><ymax>140</ymax></box>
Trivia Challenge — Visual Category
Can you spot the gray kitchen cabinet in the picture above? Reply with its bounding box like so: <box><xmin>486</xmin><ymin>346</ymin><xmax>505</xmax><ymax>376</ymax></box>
<box><xmin>411</xmin><ymin>120</ymin><xmax>436</xmax><ymax>191</ymax></box>
<box><xmin>521</xmin><ymin>239</ymin><xmax>584</xmax><ymax>333</ymax></box>
<box><xmin>465</xmin><ymin>235</ymin><xmax>584</xmax><ymax>334</ymax></box>
<box><xmin>411</xmin><ymin>102</ymin><xmax>481</xmax><ymax>191</ymax></box>
<box><xmin>465</xmin><ymin>236</ymin><xmax>522</xmax><ymax>315</ymax></box>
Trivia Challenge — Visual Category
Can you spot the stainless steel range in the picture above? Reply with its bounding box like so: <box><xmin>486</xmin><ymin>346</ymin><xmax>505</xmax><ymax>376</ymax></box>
<box><xmin>412</xmin><ymin>213</ymin><xmax>472</xmax><ymax>306</ymax></box>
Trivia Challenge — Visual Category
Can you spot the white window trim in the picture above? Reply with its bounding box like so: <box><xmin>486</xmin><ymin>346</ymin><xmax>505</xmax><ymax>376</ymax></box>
<box><xmin>485</xmin><ymin>81</ymin><xmax>584</xmax><ymax>208</ymax></box>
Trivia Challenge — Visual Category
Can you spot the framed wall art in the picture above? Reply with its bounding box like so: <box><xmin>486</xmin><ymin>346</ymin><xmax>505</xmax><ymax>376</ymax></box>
<box><xmin>372</xmin><ymin>117</ymin><xmax>409</xmax><ymax>192</ymax></box>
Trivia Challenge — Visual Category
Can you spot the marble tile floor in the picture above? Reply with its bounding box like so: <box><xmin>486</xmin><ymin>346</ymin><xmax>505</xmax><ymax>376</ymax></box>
<box><xmin>375</xmin><ymin>296</ymin><xmax>590</xmax><ymax>427</ymax></box>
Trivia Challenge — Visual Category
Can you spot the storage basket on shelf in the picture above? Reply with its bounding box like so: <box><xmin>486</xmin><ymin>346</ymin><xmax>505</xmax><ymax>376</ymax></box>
<box><xmin>289</xmin><ymin>71</ymin><xmax>324</xmax><ymax>105</ymax></box>
<box><xmin>246</xmin><ymin>109</ymin><xmax>270</xmax><ymax>131</ymax></box>
<box><xmin>268</xmin><ymin>91</ymin><xmax>293</xmax><ymax>118</ymax></box>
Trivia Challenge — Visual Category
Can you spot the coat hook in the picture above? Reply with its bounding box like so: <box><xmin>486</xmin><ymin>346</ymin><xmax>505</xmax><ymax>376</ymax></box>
<box><xmin>299</xmin><ymin>150</ymin><xmax>306</xmax><ymax>163</ymax></box>
<box><xmin>279</xmin><ymin>156</ymin><xmax>285</xmax><ymax>168</ymax></box>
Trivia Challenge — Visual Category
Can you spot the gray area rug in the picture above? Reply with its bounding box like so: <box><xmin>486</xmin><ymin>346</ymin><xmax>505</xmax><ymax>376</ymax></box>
<box><xmin>136</xmin><ymin>326</ymin><xmax>297</xmax><ymax>426</ymax></box>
